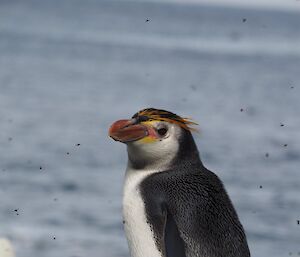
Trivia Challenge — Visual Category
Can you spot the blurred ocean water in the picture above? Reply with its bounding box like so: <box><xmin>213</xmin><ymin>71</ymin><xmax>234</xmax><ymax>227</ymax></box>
<box><xmin>0</xmin><ymin>0</ymin><xmax>300</xmax><ymax>256</ymax></box>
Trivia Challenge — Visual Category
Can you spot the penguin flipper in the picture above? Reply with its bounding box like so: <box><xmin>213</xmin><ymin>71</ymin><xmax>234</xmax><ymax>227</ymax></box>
<box><xmin>164</xmin><ymin>210</ymin><xmax>186</xmax><ymax>257</ymax></box>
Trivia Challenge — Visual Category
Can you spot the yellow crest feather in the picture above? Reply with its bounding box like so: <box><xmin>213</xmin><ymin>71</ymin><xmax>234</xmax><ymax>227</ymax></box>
<box><xmin>133</xmin><ymin>108</ymin><xmax>199</xmax><ymax>132</ymax></box>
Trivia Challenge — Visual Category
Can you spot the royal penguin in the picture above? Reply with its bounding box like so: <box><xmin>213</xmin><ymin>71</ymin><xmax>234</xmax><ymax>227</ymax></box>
<box><xmin>109</xmin><ymin>108</ymin><xmax>250</xmax><ymax>257</ymax></box>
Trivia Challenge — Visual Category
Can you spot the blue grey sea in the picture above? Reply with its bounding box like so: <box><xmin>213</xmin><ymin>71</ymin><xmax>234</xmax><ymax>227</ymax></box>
<box><xmin>0</xmin><ymin>0</ymin><xmax>300</xmax><ymax>256</ymax></box>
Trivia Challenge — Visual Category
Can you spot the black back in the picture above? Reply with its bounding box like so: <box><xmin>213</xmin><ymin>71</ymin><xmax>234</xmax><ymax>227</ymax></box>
<box><xmin>139</xmin><ymin>129</ymin><xmax>250</xmax><ymax>257</ymax></box>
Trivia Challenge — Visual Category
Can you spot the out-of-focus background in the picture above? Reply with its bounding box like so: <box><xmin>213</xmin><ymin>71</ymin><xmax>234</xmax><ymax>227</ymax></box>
<box><xmin>0</xmin><ymin>0</ymin><xmax>300</xmax><ymax>256</ymax></box>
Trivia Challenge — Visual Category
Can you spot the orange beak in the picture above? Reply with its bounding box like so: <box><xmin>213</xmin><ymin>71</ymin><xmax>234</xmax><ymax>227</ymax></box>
<box><xmin>109</xmin><ymin>119</ymin><xmax>149</xmax><ymax>143</ymax></box>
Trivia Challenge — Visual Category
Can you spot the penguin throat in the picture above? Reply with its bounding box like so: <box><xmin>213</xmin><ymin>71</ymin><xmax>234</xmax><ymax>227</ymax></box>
<box><xmin>127</xmin><ymin>143</ymin><xmax>178</xmax><ymax>171</ymax></box>
<box><xmin>127</xmin><ymin>130</ymin><xmax>202</xmax><ymax>171</ymax></box>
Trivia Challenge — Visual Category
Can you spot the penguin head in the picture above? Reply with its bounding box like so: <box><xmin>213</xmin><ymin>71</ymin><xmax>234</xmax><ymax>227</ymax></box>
<box><xmin>109</xmin><ymin>108</ymin><xmax>199</xmax><ymax>169</ymax></box>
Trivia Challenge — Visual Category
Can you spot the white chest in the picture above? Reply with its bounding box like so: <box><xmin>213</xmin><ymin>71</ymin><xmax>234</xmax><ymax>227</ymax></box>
<box><xmin>122</xmin><ymin>169</ymin><xmax>162</xmax><ymax>257</ymax></box>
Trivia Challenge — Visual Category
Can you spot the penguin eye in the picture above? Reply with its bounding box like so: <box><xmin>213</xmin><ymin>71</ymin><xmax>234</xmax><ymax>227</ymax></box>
<box><xmin>157</xmin><ymin>127</ymin><xmax>168</xmax><ymax>136</ymax></box>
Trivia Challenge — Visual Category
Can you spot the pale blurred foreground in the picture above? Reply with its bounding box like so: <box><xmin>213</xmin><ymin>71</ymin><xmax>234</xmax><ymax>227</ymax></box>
<box><xmin>0</xmin><ymin>238</ymin><xmax>15</xmax><ymax>257</ymax></box>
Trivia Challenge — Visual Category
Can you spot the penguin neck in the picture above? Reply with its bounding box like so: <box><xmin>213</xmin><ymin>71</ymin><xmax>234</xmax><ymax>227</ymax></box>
<box><xmin>127</xmin><ymin>149</ymin><xmax>174</xmax><ymax>171</ymax></box>
<box><xmin>173</xmin><ymin>128</ymin><xmax>203</xmax><ymax>169</ymax></box>
<box><xmin>127</xmin><ymin>129</ymin><xmax>203</xmax><ymax>171</ymax></box>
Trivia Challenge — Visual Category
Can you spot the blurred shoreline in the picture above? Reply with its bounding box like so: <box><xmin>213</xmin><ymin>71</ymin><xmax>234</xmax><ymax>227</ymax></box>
<box><xmin>111</xmin><ymin>0</ymin><xmax>300</xmax><ymax>12</ymax></box>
